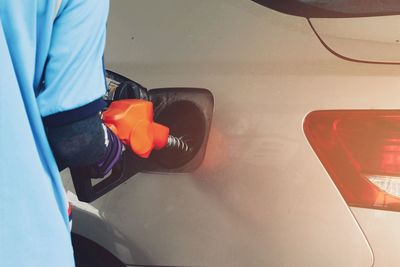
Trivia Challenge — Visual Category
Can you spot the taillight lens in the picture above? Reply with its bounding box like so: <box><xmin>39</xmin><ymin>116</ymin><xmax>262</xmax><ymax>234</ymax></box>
<box><xmin>304</xmin><ymin>110</ymin><xmax>400</xmax><ymax>211</ymax></box>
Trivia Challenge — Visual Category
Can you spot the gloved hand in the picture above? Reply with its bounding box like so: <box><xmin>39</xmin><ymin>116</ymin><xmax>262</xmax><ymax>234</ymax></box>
<box><xmin>89</xmin><ymin>126</ymin><xmax>124</xmax><ymax>177</ymax></box>
<box><xmin>46</xmin><ymin>114</ymin><xmax>123</xmax><ymax>175</ymax></box>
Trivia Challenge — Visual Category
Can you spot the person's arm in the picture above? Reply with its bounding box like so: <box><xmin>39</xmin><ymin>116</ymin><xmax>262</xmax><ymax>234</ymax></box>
<box><xmin>39</xmin><ymin>0</ymin><xmax>121</xmax><ymax>172</ymax></box>
<box><xmin>39</xmin><ymin>0</ymin><xmax>109</xmax><ymax>120</ymax></box>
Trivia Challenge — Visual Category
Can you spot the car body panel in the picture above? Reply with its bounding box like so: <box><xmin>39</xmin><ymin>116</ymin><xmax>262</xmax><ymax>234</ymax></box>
<box><xmin>310</xmin><ymin>16</ymin><xmax>400</xmax><ymax>63</ymax></box>
<box><xmin>63</xmin><ymin>0</ymin><xmax>400</xmax><ymax>266</ymax></box>
<box><xmin>352</xmin><ymin>207</ymin><xmax>400</xmax><ymax>267</ymax></box>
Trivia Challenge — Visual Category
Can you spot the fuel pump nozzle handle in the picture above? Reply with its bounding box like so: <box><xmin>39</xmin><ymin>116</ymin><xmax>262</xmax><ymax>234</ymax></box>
<box><xmin>102</xmin><ymin>99</ymin><xmax>191</xmax><ymax>158</ymax></box>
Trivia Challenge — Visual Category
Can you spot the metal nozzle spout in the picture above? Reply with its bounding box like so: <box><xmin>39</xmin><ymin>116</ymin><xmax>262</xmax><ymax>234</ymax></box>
<box><xmin>166</xmin><ymin>135</ymin><xmax>192</xmax><ymax>153</ymax></box>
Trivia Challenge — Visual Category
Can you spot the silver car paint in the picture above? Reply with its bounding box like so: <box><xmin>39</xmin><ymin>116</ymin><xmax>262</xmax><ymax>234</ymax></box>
<box><xmin>64</xmin><ymin>0</ymin><xmax>400</xmax><ymax>266</ymax></box>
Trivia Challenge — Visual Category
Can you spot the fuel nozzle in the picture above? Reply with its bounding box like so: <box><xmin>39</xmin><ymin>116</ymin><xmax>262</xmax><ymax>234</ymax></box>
<box><xmin>102</xmin><ymin>99</ymin><xmax>191</xmax><ymax>158</ymax></box>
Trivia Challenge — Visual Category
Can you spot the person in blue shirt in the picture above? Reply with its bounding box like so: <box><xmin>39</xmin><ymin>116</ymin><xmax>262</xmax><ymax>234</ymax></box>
<box><xmin>0</xmin><ymin>0</ymin><xmax>122</xmax><ymax>266</ymax></box>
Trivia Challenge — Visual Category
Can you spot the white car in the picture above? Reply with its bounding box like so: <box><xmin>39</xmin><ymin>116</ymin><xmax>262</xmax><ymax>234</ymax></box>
<box><xmin>63</xmin><ymin>1</ymin><xmax>400</xmax><ymax>266</ymax></box>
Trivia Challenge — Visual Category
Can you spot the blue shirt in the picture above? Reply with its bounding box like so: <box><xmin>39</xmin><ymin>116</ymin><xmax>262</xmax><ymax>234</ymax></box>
<box><xmin>0</xmin><ymin>0</ymin><xmax>109</xmax><ymax>266</ymax></box>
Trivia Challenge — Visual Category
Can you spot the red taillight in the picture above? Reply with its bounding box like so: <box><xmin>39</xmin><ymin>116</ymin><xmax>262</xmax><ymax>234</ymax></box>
<box><xmin>304</xmin><ymin>110</ymin><xmax>400</xmax><ymax>211</ymax></box>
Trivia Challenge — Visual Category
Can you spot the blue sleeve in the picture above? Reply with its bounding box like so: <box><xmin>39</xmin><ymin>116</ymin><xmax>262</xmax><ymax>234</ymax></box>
<box><xmin>0</xmin><ymin>20</ymin><xmax>75</xmax><ymax>266</ymax></box>
<box><xmin>37</xmin><ymin>0</ymin><xmax>109</xmax><ymax>120</ymax></box>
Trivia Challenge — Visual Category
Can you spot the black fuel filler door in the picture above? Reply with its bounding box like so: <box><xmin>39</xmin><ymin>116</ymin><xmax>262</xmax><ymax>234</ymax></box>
<box><xmin>70</xmin><ymin>70</ymin><xmax>214</xmax><ymax>202</ymax></box>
